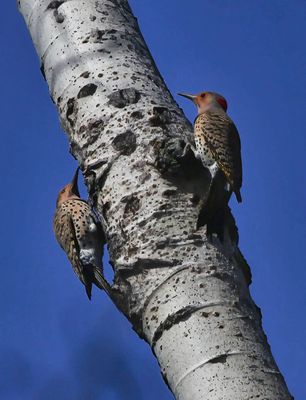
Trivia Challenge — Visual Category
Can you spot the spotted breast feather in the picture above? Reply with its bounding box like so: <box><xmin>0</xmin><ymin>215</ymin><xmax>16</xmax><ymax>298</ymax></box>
<box><xmin>197</xmin><ymin>110</ymin><xmax>242</xmax><ymax>202</ymax></box>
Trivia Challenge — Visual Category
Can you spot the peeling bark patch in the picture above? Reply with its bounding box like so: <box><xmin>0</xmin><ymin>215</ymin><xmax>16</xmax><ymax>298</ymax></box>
<box><xmin>112</xmin><ymin>130</ymin><xmax>136</xmax><ymax>155</ymax></box>
<box><xmin>77</xmin><ymin>84</ymin><xmax>97</xmax><ymax>99</ymax></box>
<box><xmin>66</xmin><ymin>98</ymin><xmax>75</xmax><ymax>127</ymax></box>
<box><xmin>108</xmin><ymin>88</ymin><xmax>141</xmax><ymax>108</ymax></box>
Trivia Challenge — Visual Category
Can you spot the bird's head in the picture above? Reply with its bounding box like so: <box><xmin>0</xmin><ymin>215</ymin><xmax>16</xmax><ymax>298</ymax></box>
<box><xmin>178</xmin><ymin>91</ymin><xmax>227</xmax><ymax>114</ymax></box>
<box><xmin>56</xmin><ymin>167</ymin><xmax>81</xmax><ymax>207</ymax></box>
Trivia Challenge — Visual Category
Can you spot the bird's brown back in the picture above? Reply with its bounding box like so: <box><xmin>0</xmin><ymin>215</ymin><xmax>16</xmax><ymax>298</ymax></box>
<box><xmin>196</xmin><ymin>109</ymin><xmax>242</xmax><ymax>192</ymax></box>
<box><xmin>53</xmin><ymin>199</ymin><xmax>94</xmax><ymax>285</ymax></box>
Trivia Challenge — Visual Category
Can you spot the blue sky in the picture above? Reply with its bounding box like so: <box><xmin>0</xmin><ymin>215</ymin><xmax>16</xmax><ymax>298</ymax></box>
<box><xmin>0</xmin><ymin>1</ymin><xmax>305</xmax><ymax>399</ymax></box>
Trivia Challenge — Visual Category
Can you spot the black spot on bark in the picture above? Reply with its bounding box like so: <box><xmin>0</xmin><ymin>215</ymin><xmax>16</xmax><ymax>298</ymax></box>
<box><xmin>92</xmin><ymin>29</ymin><xmax>105</xmax><ymax>42</ymax></box>
<box><xmin>94</xmin><ymin>29</ymin><xmax>117</xmax><ymax>42</ymax></box>
<box><xmin>154</xmin><ymin>138</ymin><xmax>186</xmax><ymax>174</ymax></box>
<box><xmin>132</xmin><ymin>259</ymin><xmax>177</xmax><ymax>270</ymax></box>
<box><xmin>152</xmin><ymin>305</ymin><xmax>198</xmax><ymax>348</ymax></box>
<box><xmin>54</xmin><ymin>11</ymin><xmax>65</xmax><ymax>23</ymax></box>
<box><xmin>122</xmin><ymin>195</ymin><xmax>140</xmax><ymax>216</ymax></box>
<box><xmin>97</xmin><ymin>49</ymin><xmax>111</xmax><ymax>54</ymax></box>
<box><xmin>88</xmin><ymin>118</ymin><xmax>104</xmax><ymax>130</ymax></box>
<box><xmin>208</xmin><ymin>354</ymin><xmax>228</xmax><ymax>364</ymax></box>
<box><xmin>131</xmin><ymin>111</ymin><xmax>143</xmax><ymax>119</ymax></box>
<box><xmin>46</xmin><ymin>0</ymin><xmax>64</xmax><ymax>10</ymax></box>
<box><xmin>66</xmin><ymin>98</ymin><xmax>75</xmax><ymax>127</ymax></box>
<box><xmin>107</xmin><ymin>232</ymin><xmax>125</xmax><ymax>260</ymax></box>
<box><xmin>191</xmin><ymin>194</ymin><xmax>200</xmax><ymax>205</ymax></box>
<box><xmin>77</xmin><ymin>84</ymin><xmax>97</xmax><ymax>99</ymax></box>
<box><xmin>80</xmin><ymin>71</ymin><xmax>90</xmax><ymax>78</ymax></box>
<box><xmin>149</xmin><ymin>107</ymin><xmax>172</xmax><ymax>127</ymax></box>
<box><xmin>82</xmin><ymin>28</ymin><xmax>118</xmax><ymax>44</ymax></box>
<box><xmin>162</xmin><ymin>189</ymin><xmax>177</xmax><ymax>197</ymax></box>
<box><xmin>112</xmin><ymin>130</ymin><xmax>136</xmax><ymax>155</ymax></box>
<box><xmin>108</xmin><ymin>88</ymin><xmax>141</xmax><ymax>108</ymax></box>
<box><xmin>79</xmin><ymin>119</ymin><xmax>104</xmax><ymax>145</ymax></box>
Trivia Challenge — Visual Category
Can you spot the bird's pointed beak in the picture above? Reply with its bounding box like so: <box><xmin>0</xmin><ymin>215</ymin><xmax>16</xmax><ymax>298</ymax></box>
<box><xmin>71</xmin><ymin>167</ymin><xmax>80</xmax><ymax>196</ymax></box>
<box><xmin>178</xmin><ymin>93</ymin><xmax>197</xmax><ymax>102</ymax></box>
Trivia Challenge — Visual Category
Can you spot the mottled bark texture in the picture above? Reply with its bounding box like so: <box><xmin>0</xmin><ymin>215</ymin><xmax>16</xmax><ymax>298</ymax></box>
<box><xmin>19</xmin><ymin>0</ymin><xmax>292</xmax><ymax>399</ymax></box>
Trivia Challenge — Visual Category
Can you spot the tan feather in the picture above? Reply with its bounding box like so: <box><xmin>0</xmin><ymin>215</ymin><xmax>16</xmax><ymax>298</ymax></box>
<box><xmin>196</xmin><ymin>109</ymin><xmax>242</xmax><ymax>202</ymax></box>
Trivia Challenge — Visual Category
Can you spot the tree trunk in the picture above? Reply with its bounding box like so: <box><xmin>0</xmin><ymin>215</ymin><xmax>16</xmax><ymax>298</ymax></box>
<box><xmin>19</xmin><ymin>0</ymin><xmax>292</xmax><ymax>399</ymax></box>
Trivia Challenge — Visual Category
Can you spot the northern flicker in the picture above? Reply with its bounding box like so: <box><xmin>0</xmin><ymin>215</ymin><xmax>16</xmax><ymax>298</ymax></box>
<box><xmin>53</xmin><ymin>168</ymin><xmax>110</xmax><ymax>300</ymax></box>
<box><xmin>178</xmin><ymin>91</ymin><xmax>242</xmax><ymax>203</ymax></box>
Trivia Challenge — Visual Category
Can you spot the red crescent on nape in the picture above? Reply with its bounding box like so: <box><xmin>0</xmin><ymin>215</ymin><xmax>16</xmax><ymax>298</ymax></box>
<box><xmin>217</xmin><ymin>98</ymin><xmax>228</xmax><ymax>111</ymax></box>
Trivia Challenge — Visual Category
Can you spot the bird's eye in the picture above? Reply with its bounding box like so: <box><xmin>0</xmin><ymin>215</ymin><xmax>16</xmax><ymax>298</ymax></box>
<box><xmin>200</xmin><ymin>93</ymin><xmax>206</xmax><ymax>98</ymax></box>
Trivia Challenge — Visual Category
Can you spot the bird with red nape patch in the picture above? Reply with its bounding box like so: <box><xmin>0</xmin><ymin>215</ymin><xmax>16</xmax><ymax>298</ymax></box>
<box><xmin>179</xmin><ymin>91</ymin><xmax>242</xmax><ymax>203</ymax></box>
<box><xmin>179</xmin><ymin>91</ymin><xmax>243</xmax><ymax>241</ymax></box>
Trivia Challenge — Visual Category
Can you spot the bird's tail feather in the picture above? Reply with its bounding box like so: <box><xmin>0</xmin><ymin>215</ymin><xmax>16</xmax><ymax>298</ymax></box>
<box><xmin>85</xmin><ymin>283</ymin><xmax>92</xmax><ymax>300</ymax></box>
<box><xmin>92</xmin><ymin>266</ymin><xmax>112</xmax><ymax>297</ymax></box>
<box><xmin>204</xmin><ymin>206</ymin><xmax>226</xmax><ymax>243</ymax></box>
<box><xmin>235</xmin><ymin>189</ymin><xmax>242</xmax><ymax>203</ymax></box>
<box><xmin>197</xmin><ymin>172</ymin><xmax>231</xmax><ymax>242</ymax></box>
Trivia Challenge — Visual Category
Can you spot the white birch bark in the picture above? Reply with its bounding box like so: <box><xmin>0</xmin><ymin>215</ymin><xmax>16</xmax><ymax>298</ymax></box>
<box><xmin>19</xmin><ymin>0</ymin><xmax>293</xmax><ymax>399</ymax></box>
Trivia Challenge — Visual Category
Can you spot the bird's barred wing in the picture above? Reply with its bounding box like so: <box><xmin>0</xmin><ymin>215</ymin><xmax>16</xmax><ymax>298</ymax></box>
<box><xmin>200</xmin><ymin>112</ymin><xmax>242</xmax><ymax>190</ymax></box>
<box><xmin>227</xmin><ymin>123</ymin><xmax>242</xmax><ymax>189</ymax></box>
<box><xmin>53</xmin><ymin>208</ymin><xmax>85</xmax><ymax>285</ymax></box>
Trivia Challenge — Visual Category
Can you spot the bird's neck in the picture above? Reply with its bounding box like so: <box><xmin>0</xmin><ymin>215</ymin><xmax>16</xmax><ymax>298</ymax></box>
<box><xmin>57</xmin><ymin>194</ymin><xmax>81</xmax><ymax>207</ymax></box>
<box><xmin>197</xmin><ymin>103</ymin><xmax>224</xmax><ymax>115</ymax></box>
